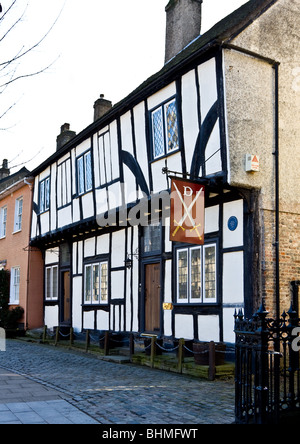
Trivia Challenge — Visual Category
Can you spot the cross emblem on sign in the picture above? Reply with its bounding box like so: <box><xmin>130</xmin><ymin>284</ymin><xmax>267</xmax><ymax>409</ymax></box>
<box><xmin>170</xmin><ymin>179</ymin><xmax>205</xmax><ymax>245</ymax></box>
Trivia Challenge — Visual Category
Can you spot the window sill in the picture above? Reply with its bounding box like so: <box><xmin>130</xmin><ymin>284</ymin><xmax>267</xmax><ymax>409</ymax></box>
<box><xmin>12</xmin><ymin>230</ymin><xmax>22</xmax><ymax>235</ymax></box>
<box><xmin>174</xmin><ymin>301</ymin><xmax>219</xmax><ymax>306</ymax></box>
<box><xmin>150</xmin><ymin>148</ymin><xmax>180</xmax><ymax>164</ymax></box>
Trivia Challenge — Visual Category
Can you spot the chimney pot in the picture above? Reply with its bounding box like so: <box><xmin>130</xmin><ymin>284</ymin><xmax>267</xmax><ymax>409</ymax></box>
<box><xmin>94</xmin><ymin>94</ymin><xmax>112</xmax><ymax>122</ymax></box>
<box><xmin>165</xmin><ymin>0</ymin><xmax>203</xmax><ymax>64</ymax></box>
<box><xmin>56</xmin><ymin>123</ymin><xmax>76</xmax><ymax>151</ymax></box>
<box><xmin>0</xmin><ymin>159</ymin><xmax>10</xmax><ymax>180</ymax></box>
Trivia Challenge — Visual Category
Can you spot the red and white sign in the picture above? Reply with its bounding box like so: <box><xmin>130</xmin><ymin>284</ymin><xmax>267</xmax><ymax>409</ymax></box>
<box><xmin>245</xmin><ymin>154</ymin><xmax>260</xmax><ymax>172</ymax></box>
<box><xmin>170</xmin><ymin>178</ymin><xmax>205</xmax><ymax>245</ymax></box>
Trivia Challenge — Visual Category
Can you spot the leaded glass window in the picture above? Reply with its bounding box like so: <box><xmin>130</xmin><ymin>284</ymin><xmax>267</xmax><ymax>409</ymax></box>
<box><xmin>204</xmin><ymin>245</ymin><xmax>216</xmax><ymax>301</ymax></box>
<box><xmin>84</xmin><ymin>261</ymin><xmax>108</xmax><ymax>305</ymax></box>
<box><xmin>85</xmin><ymin>151</ymin><xmax>93</xmax><ymax>192</ymax></box>
<box><xmin>176</xmin><ymin>243</ymin><xmax>217</xmax><ymax>304</ymax></box>
<box><xmin>190</xmin><ymin>247</ymin><xmax>201</xmax><ymax>301</ymax></box>
<box><xmin>177</xmin><ymin>249</ymin><xmax>188</xmax><ymax>301</ymax></box>
<box><xmin>100</xmin><ymin>263</ymin><xmax>108</xmax><ymax>303</ymax></box>
<box><xmin>77</xmin><ymin>150</ymin><xmax>93</xmax><ymax>195</ymax></box>
<box><xmin>151</xmin><ymin>97</ymin><xmax>179</xmax><ymax>160</ymax></box>
<box><xmin>165</xmin><ymin>100</ymin><xmax>179</xmax><ymax>153</ymax></box>
<box><xmin>143</xmin><ymin>222</ymin><xmax>161</xmax><ymax>253</ymax></box>
<box><xmin>77</xmin><ymin>156</ymin><xmax>85</xmax><ymax>195</ymax></box>
<box><xmin>39</xmin><ymin>177</ymin><xmax>50</xmax><ymax>213</ymax></box>
<box><xmin>152</xmin><ymin>108</ymin><xmax>164</xmax><ymax>159</ymax></box>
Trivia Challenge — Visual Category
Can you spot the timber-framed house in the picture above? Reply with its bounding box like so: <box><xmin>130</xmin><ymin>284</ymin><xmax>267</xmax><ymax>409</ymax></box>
<box><xmin>30</xmin><ymin>0</ymin><xmax>300</xmax><ymax>345</ymax></box>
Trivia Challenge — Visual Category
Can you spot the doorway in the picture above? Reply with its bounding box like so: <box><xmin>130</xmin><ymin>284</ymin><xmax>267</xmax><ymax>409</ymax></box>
<box><xmin>61</xmin><ymin>270</ymin><xmax>71</xmax><ymax>325</ymax></box>
<box><xmin>144</xmin><ymin>262</ymin><xmax>161</xmax><ymax>333</ymax></box>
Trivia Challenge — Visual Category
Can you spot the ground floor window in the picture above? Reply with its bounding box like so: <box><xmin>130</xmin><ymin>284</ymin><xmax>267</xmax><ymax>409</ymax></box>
<box><xmin>45</xmin><ymin>265</ymin><xmax>58</xmax><ymax>300</ymax></box>
<box><xmin>10</xmin><ymin>267</ymin><xmax>20</xmax><ymax>304</ymax></box>
<box><xmin>84</xmin><ymin>261</ymin><xmax>108</xmax><ymax>305</ymax></box>
<box><xmin>176</xmin><ymin>243</ymin><xmax>217</xmax><ymax>304</ymax></box>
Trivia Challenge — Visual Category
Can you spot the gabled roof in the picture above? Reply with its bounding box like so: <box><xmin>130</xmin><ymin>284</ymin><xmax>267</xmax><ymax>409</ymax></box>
<box><xmin>32</xmin><ymin>0</ymin><xmax>278</xmax><ymax>176</ymax></box>
<box><xmin>0</xmin><ymin>167</ymin><xmax>30</xmax><ymax>193</ymax></box>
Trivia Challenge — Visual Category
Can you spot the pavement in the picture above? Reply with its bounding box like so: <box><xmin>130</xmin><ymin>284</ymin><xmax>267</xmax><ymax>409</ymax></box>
<box><xmin>0</xmin><ymin>339</ymin><xmax>235</xmax><ymax>425</ymax></box>
<box><xmin>0</xmin><ymin>368</ymin><xmax>98</xmax><ymax>424</ymax></box>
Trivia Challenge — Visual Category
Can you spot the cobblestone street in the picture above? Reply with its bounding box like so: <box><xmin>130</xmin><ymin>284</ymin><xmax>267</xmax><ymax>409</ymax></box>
<box><xmin>0</xmin><ymin>340</ymin><xmax>235</xmax><ymax>424</ymax></box>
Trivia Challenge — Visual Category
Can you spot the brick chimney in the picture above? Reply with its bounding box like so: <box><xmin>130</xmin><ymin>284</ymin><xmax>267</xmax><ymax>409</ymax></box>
<box><xmin>0</xmin><ymin>159</ymin><xmax>10</xmax><ymax>180</ymax></box>
<box><xmin>165</xmin><ymin>0</ymin><xmax>203</xmax><ymax>64</ymax></box>
<box><xmin>94</xmin><ymin>94</ymin><xmax>112</xmax><ymax>122</ymax></box>
<box><xmin>56</xmin><ymin>123</ymin><xmax>76</xmax><ymax>151</ymax></box>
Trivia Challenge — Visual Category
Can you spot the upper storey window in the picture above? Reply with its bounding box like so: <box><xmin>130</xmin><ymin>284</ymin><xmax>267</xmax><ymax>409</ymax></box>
<box><xmin>77</xmin><ymin>150</ymin><xmax>93</xmax><ymax>195</ymax></box>
<box><xmin>39</xmin><ymin>177</ymin><xmax>50</xmax><ymax>213</ymax></box>
<box><xmin>150</xmin><ymin>97</ymin><xmax>179</xmax><ymax>160</ymax></box>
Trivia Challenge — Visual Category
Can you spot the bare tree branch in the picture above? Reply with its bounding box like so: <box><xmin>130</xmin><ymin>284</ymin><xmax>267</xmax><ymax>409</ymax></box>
<box><xmin>0</xmin><ymin>0</ymin><xmax>65</xmax><ymax>124</ymax></box>
<box><xmin>0</xmin><ymin>56</ymin><xmax>59</xmax><ymax>89</ymax></box>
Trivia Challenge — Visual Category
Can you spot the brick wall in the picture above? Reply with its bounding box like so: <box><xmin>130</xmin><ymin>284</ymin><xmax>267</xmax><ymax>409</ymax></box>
<box><xmin>261</xmin><ymin>209</ymin><xmax>300</xmax><ymax>317</ymax></box>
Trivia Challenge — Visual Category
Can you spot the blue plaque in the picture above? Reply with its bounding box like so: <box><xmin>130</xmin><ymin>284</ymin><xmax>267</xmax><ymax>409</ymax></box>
<box><xmin>228</xmin><ymin>216</ymin><xmax>238</xmax><ymax>232</ymax></box>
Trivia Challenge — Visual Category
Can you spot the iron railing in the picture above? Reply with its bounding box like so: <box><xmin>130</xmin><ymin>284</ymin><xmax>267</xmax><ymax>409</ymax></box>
<box><xmin>235</xmin><ymin>303</ymin><xmax>300</xmax><ymax>424</ymax></box>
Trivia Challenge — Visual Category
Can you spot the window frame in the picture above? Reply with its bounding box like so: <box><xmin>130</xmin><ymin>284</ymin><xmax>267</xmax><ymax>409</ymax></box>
<box><xmin>10</xmin><ymin>266</ymin><xmax>20</xmax><ymax>305</ymax></box>
<box><xmin>76</xmin><ymin>149</ymin><xmax>93</xmax><ymax>196</ymax></box>
<box><xmin>45</xmin><ymin>265</ymin><xmax>59</xmax><ymax>301</ymax></box>
<box><xmin>39</xmin><ymin>177</ymin><xmax>50</xmax><ymax>214</ymax></box>
<box><xmin>175</xmin><ymin>242</ymin><xmax>218</xmax><ymax>305</ymax></box>
<box><xmin>13</xmin><ymin>197</ymin><xmax>23</xmax><ymax>233</ymax></box>
<box><xmin>150</xmin><ymin>96</ymin><xmax>180</xmax><ymax>161</ymax></box>
<box><xmin>83</xmin><ymin>259</ymin><xmax>109</xmax><ymax>306</ymax></box>
<box><xmin>0</xmin><ymin>206</ymin><xmax>7</xmax><ymax>239</ymax></box>
<box><xmin>142</xmin><ymin>221</ymin><xmax>162</xmax><ymax>256</ymax></box>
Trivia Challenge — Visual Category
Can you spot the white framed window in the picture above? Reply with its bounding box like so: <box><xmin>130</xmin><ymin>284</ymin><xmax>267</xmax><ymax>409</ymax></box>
<box><xmin>84</xmin><ymin>261</ymin><xmax>108</xmax><ymax>305</ymax></box>
<box><xmin>45</xmin><ymin>265</ymin><xmax>58</xmax><ymax>300</ymax></box>
<box><xmin>151</xmin><ymin>97</ymin><xmax>179</xmax><ymax>160</ymax></box>
<box><xmin>176</xmin><ymin>243</ymin><xmax>217</xmax><ymax>304</ymax></box>
<box><xmin>10</xmin><ymin>267</ymin><xmax>20</xmax><ymax>304</ymax></box>
<box><xmin>77</xmin><ymin>150</ymin><xmax>93</xmax><ymax>195</ymax></box>
<box><xmin>39</xmin><ymin>177</ymin><xmax>50</xmax><ymax>213</ymax></box>
<box><xmin>14</xmin><ymin>197</ymin><xmax>23</xmax><ymax>232</ymax></box>
<box><xmin>0</xmin><ymin>206</ymin><xmax>7</xmax><ymax>238</ymax></box>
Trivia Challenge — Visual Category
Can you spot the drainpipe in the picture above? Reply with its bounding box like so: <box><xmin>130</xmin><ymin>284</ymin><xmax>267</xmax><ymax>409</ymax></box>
<box><xmin>273</xmin><ymin>62</ymin><xmax>280</xmax><ymax>320</ymax></box>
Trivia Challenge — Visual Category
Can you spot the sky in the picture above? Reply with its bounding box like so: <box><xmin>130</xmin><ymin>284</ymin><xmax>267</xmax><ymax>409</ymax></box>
<box><xmin>0</xmin><ymin>0</ymin><xmax>247</xmax><ymax>173</ymax></box>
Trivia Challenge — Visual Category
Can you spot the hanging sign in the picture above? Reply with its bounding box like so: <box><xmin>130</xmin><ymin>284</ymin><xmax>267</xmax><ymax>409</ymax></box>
<box><xmin>170</xmin><ymin>178</ymin><xmax>205</xmax><ymax>245</ymax></box>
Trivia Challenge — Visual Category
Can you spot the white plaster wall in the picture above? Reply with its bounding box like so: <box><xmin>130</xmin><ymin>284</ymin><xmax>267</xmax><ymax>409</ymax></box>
<box><xmin>44</xmin><ymin>306</ymin><xmax>59</xmax><ymax>330</ymax></box>
<box><xmin>97</xmin><ymin>310</ymin><xmax>109</xmax><ymax>331</ymax></box>
<box><xmin>111</xmin><ymin>270</ymin><xmax>125</xmax><ymax>300</ymax></box>
<box><xmin>205</xmin><ymin>205</ymin><xmax>219</xmax><ymax>233</ymax></box>
<box><xmin>72</xmin><ymin>276</ymin><xmax>82</xmax><ymax>332</ymax></box>
<box><xmin>84</xmin><ymin>237</ymin><xmax>96</xmax><ymax>258</ymax></box>
<box><xmin>223</xmin><ymin>200</ymin><xmax>244</xmax><ymax>248</ymax></box>
<box><xmin>45</xmin><ymin>248</ymin><xmax>59</xmax><ymax>265</ymax></box>
<box><xmin>83</xmin><ymin>311</ymin><xmax>94</xmax><ymax>330</ymax></box>
<box><xmin>223</xmin><ymin>251</ymin><xmax>244</xmax><ymax>304</ymax></box>
<box><xmin>198</xmin><ymin>315</ymin><xmax>220</xmax><ymax>342</ymax></box>
<box><xmin>174</xmin><ymin>314</ymin><xmax>194</xmax><ymax>340</ymax></box>
<box><xmin>223</xmin><ymin>307</ymin><xmax>237</xmax><ymax>343</ymax></box>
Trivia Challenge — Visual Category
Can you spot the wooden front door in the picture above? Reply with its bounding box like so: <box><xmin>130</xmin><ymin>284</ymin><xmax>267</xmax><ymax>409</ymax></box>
<box><xmin>145</xmin><ymin>263</ymin><xmax>161</xmax><ymax>333</ymax></box>
<box><xmin>62</xmin><ymin>271</ymin><xmax>71</xmax><ymax>324</ymax></box>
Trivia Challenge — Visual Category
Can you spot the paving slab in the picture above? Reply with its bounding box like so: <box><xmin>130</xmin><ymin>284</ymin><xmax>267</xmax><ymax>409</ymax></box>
<box><xmin>0</xmin><ymin>368</ymin><xmax>99</xmax><ymax>424</ymax></box>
